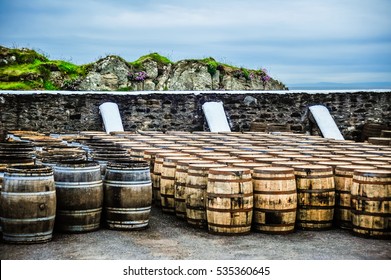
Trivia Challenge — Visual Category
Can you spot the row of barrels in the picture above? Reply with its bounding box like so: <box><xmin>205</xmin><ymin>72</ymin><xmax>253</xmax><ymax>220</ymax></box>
<box><xmin>67</xmin><ymin>130</ymin><xmax>391</xmax><ymax>238</ymax></box>
<box><xmin>1</xmin><ymin>130</ymin><xmax>154</xmax><ymax>243</ymax></box>
<box><xmin>0</xmin><ymin>159</ymin><xmax>152</xmax><ymax>244</ymax></box>
<box><xmin>2</xmin><ymin>130</ymin><xmax>391</xmax><ymax>241</ymax></box>
<box><xmin>150</xmin><ymin>151</ymin><xmax>391</xmax><ymax>238</ymax></box>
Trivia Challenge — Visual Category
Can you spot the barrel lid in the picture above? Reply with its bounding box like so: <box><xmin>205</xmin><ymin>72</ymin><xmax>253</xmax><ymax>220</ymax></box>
<box><xmin>232</xmin><ymin>162</ymin><xmax>270</xmax><ymax>168</ymax></box>
<box><xmin>255</xmin><ymin>157</ymin><xmax>289</xmax><ymax>163</ymax></box>
<box><xmin>54</xmin><ymin>160</ymin><xmax>100</xmax><ymax>168</ymax></box>
<box><xmin>335</xmin><ymin>165</ymin><xmax>376</xmax><ymax>172</ymax></box>
<box><xmin>293</xmin><ymin>164</ymin><xmax>333</xmax><ymax>172</ymax></box>
<box><xmin>208</xmin><ymin>167</ymin><xmax>251</xmax><ymax>175</ymax></box>
<box><xmin>353</xmin><ymin>169</ymin><xmax>391</xmax><ymax>178</ymax></box>
<box><xmin>188</xmin><ymin>163</ymin><xmax>226</xmax><ymax>170</ymax></box>
<box><xmin>253</xmin><ymin>166</ymin><xmax>294</xmax><ymax>174</ymax></box>
<box><xmin>107</xmin><ymin>159</ymin><xmax>149</xmax><ymax>168</ymax></box>
<box><xmin>5</xmin><ymin>165</ymin><xmax>53</xmax><ymax>174</ymax></box>
<box><xmin>163</xmin><ymin>156</ymin><xmax>198</xmax><ymax>163</ymax></box>
<box><xmin>375</xmin><ymin>164</ymin><xmax>391</xmax><ymax>170</ymax></box>
<box><xmin>351</xmin><ymin>160</ymin><xmax>388</xmax><ymax>166</ymax></box>
<box><xmin>271</xmin><ymin>160</ymin><xmax>310</xmax><ymax>167</ymax></box>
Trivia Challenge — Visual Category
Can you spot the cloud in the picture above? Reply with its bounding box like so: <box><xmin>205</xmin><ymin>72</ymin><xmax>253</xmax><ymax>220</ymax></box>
<box><xmin>0</xmin><ymin>0</ymin><xmax>390</xmax><ymax>85</ymax></box>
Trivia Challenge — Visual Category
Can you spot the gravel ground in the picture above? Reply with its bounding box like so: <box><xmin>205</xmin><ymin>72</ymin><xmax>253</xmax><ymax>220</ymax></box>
<box><xmin>1</xmin><ymin>205</ymin><xmax>390</xmax><ymax>260</ymax></box>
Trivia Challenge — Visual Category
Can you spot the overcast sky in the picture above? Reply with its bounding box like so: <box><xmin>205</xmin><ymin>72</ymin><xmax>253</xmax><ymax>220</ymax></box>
<box><xmin>0</xmin><ymin>0</ymin><xmax>390</xmax><ymax>86</ymax></box>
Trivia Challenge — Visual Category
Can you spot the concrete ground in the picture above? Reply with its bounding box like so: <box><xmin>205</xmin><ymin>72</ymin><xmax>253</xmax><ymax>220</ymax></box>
<box><xmin>1</xmin><ymin>205</ymin><xmax>390</xmax><ymax>260</ymax></box>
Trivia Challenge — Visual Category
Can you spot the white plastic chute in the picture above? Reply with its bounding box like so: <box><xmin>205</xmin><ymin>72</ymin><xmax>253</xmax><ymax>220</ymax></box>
<box><xmin>308</xmin><ymin>105</ymin><xmax>344</xmax><ymax>140</ymax></box>
<box><xmin>202</xmin><ymin>101</ymin><xmax>231</xmax><ymax>132</ymax></box>
<box><xmin>99</xmin><ymin>102</ymin><xmax>124</xmax><ymax>133</ymax></box>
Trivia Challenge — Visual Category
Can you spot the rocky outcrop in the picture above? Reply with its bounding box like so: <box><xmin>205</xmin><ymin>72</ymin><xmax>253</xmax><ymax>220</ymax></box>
<box><xmin>78</xmin><ymin>56</ymin><xmax>131</xmax><ymax>91</ymax></box>
<box><xmin>72</xmin><ymin>56</ymin><xmax>287</xmax><ymax>91</ymax></box>
<box><xmin>0</xmin><ymin>46</ymin><xmax>288</xmax><ymax>91</ymax></box>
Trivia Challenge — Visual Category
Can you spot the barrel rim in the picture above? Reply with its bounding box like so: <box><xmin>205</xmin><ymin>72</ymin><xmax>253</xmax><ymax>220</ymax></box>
<box><xmin>353</xmin><ymin>169</ymin><xmax>391</xmax><ymax>177</ymax></box>
<box><xmin>293</xmin><ymin>164</ymin><xmax>333</xmax><ymax>172</ymax></box>
<box><xmin>253</xmin><ymin>166</ymin><xmax>294</xmax><ymax>173</ymax></box>
<box><xmin>5</xmin><ymin>164</ymin><xmax>53</xmax><ymax>173</ymax></box>
<box><xmin>55</xmin><ymin>159</ymin><xmax>100</xmax><ymax>168</ymax></box>
<box><xmin>107</xmin><ymin>159</ymin><xmax>149</xmax><ymax>168</ymax></box>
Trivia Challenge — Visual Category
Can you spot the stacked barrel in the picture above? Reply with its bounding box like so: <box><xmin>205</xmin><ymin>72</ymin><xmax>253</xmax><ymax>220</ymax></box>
<box><xmin>1</xmin><ymin>129</ymin><xmax>390</xmax><ymax>241</ymax></box>
<box><xmin>123</xmin><ymin>130</ymin><xmax>390</xmax><ymax>238</ymax></box>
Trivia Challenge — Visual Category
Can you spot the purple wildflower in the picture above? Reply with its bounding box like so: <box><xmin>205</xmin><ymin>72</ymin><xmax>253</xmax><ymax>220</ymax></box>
<box><xmin>128</xmin><ymin>71</ymin><xmax>148</xmax><ymax>82</ymax></box>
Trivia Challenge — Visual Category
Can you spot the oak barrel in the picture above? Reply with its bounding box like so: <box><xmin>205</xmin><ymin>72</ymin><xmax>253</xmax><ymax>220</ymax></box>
<box><xmin>206</xmin><ymin>167</ymin><xmax>253</xmax><ymax>235</ymax></box>
<box><xmin>1</xmin><ymin>165</ymin><xmax>56</xmax><ymax>243</ymax></box>
<box><xmin>351</xmin><ymin>169</ymin><xmax>391</xmax><ymax>239</ymax></box>
<box><xmin>334</xmin><ymin>165</ymin><xmax>376</xmax><ymax>229</ymax></box>
<box><xmin>160</xmin><ymin>156</ymin><xmax>197</xmax><ymax>214</ymax></box>
<box><xmin>186</xmin><ymin>163</ymin><xmax>226</xmax><ymax>228</ymax></box>
<box><xmin>174</xmin><ymin>159</ymin><xmax>213</xmax><ymax>219</ymax></box>
<box><xmin>104</xmin><ymin>160</ymin><xmax>152</xmax><ymax>230</ymax></box>
<box><xmin>252</xmin><ymin>167</ymin><xmax>297</xmax><ymax>234</ymax></box>
<box><xmin>294</xmin><ymin>164</ymin><xmax>335</xmax><ymax>230</ymax></box>
<box><xmin>53</xmin><ymin>160</ymin><xmax>103</xmax><ymax>232</ymax></box>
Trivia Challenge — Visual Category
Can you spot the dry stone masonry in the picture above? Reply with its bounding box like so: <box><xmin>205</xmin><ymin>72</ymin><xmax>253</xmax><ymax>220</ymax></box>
<box><xmin>0</xmin><ymin>90</ymin><xmax>390</xmax><ymax>141</ymax></box>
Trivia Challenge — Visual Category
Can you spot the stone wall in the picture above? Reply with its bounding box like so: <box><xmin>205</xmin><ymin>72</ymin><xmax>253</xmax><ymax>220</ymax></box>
<box><xmin>0</xmin><ymin>90</ymin><xmax>390</xmax><ymax>141</ymax></box>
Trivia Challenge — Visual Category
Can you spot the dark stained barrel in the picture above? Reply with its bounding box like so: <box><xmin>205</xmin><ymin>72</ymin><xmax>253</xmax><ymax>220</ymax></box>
<box><xmin>1</xmin><ymin>165</ymin><xmax>56</xmax><ymax>243</ymax></box>
<box><xmin>104</xmin><ymin>160</ymin><xmax>152</xmax><ymax>230</ymax></box>
<box><xmin>53</xmin><ymin>160</ymin><xmax>103</xmax><ymax>232</ymax></box>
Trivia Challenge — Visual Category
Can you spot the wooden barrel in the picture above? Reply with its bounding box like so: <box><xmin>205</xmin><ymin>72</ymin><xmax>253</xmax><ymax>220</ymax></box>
<box><xmin>53</xmin><ymin>160</ymin><xmax>103</xmax><ymax>232</ymax></box>
<box><xmin>103</xmin><ymin>160</ymin><xmax>152</xmax><ymax>230</ymax></box>
<box><xmin>368</xmin><ymin>137</ymin><xmax>391</xmax><ymax>146</ymax></box>
<box><xmin>334</xmin><ymin>165</ymin><xmax>376</xmax><ymax>229</ymax></box>
<box><xmin>206</xmin><ymin>167</ymin><xmax>253</xmax><ymax>235</ymax></box>
<box><xmin>1</xmin><ymin>165</ymin><xmax>56</xmax><ymax>243</ymax></box>
<box><xmin>252</xmin><ymin>167</ymin><xmax>297</xmax><ymax>234</ymax></box>
<box><xmin>351</xmin><ymin>169</ymin><xmax>391</xmax><ymax>239</ymax></box>
<box><xmin>160</xmin><ymin>156</ymin><xmax>197</xmax><ymax>214</ymax></box>
<box><xmin>143</xmin><ymin>149</ymin><xmax>169</xmax><ymax>206</ymax></box>
<box><xmin>362</xmin><ymin>123</ymin><xmax>389</xmax><ymax>141</ymax></box>
<box><xmin>174</xmin><ymin>159</ymin><xmax>213</xmax><ymax>220</ymax></box>
<box><xmin>152</xmin><ymin>152</ymin><xmax>187</xmax><ymax>206</ymax></box>
<box><xmin>294</xmin><ymin>164</ymin><xmax>335</xmax><ymax>230</ymax></box>
<box><xmin>381</xmin><ymin>130</ymin><xmax>391</xmax><ymax>137</ymax></box>
<box><xmin>185</xmin><ymin>163</ymin><xmax>226</xmax><ymax>228</ymax></box>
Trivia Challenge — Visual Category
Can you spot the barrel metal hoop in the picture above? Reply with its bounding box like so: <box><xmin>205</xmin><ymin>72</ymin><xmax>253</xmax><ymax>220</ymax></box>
<box><xmin>253</xmin><ymin>176</ymin><xmax>296</xmax><ymax>181</ymax></box>
<box><xmin>186</xmin><ymin>205</ymin><xmax>206</xmax><ymax>210</ymax></box>
<box><xmin>297</xmin><ymin>188</ymin><xmax>335</xmax><ymax>193</ymax></box>
<box><xmin>207</xmin><ymin>192</ymin><xmax>253</xmax><ymax>198</ymax></box>
<box><xmin>351</xmin><ymin>210</ymin><xmax>391</xmax><ymax>217</ymax></box>
<box><xmin>254</xmin><ymin>190</ymin><xmax>297</xmax><ymax>195</ymax></box>
<box><xmin>207</xmin><ymin>222</ymin><xmax>251</xmax><ymax>228</ymax></box>
<box><xmin>55</xmin><ymin>181</ymin><xmax>102</xmax><ymax>188</ymax></box>
<box><xmin>253</xmin><ymin>222</ymin><xmax>296</xmax><ymax>227</ymax></box>
<box><xmin>207</xmin><ymin>178</ymin><xmax>252</xmax><ymax>183</ymax></box>
<box><xmin>207</xmin><ymin>207</ymin><xmax>253</xmax><ymax>213</ymax></box>
<box><xmin>352</xmin><ymin>179</ymin><xmax>391</xmax><ymax>185</ymax></box>
<box><xmin>254</xmin><ymin>208</ymin><xmax>297</xmax><ymax>213</ymax></box>
<box><xmin>299</xmin><ymin>205</ymin><xmax>335</xmax><ymax>209</ymax></box>
<box><xmin>1</xmin><ymin>215</ymin><xmax>56</xmax><ymax>222</ymax></box>
<box><xmin>295</xmin><ymin>175</ymin><xmax>333</xmax><ymax>179</ymax></box>
<box><xmin>351</xmin><ymin>195</ymin><xmax>391</xmax><ymax>202</ymax></box>
<box><xmin>1</xmin><ymin>190</ymin><xmax>56</xmax><ymax>196</ymax></box>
